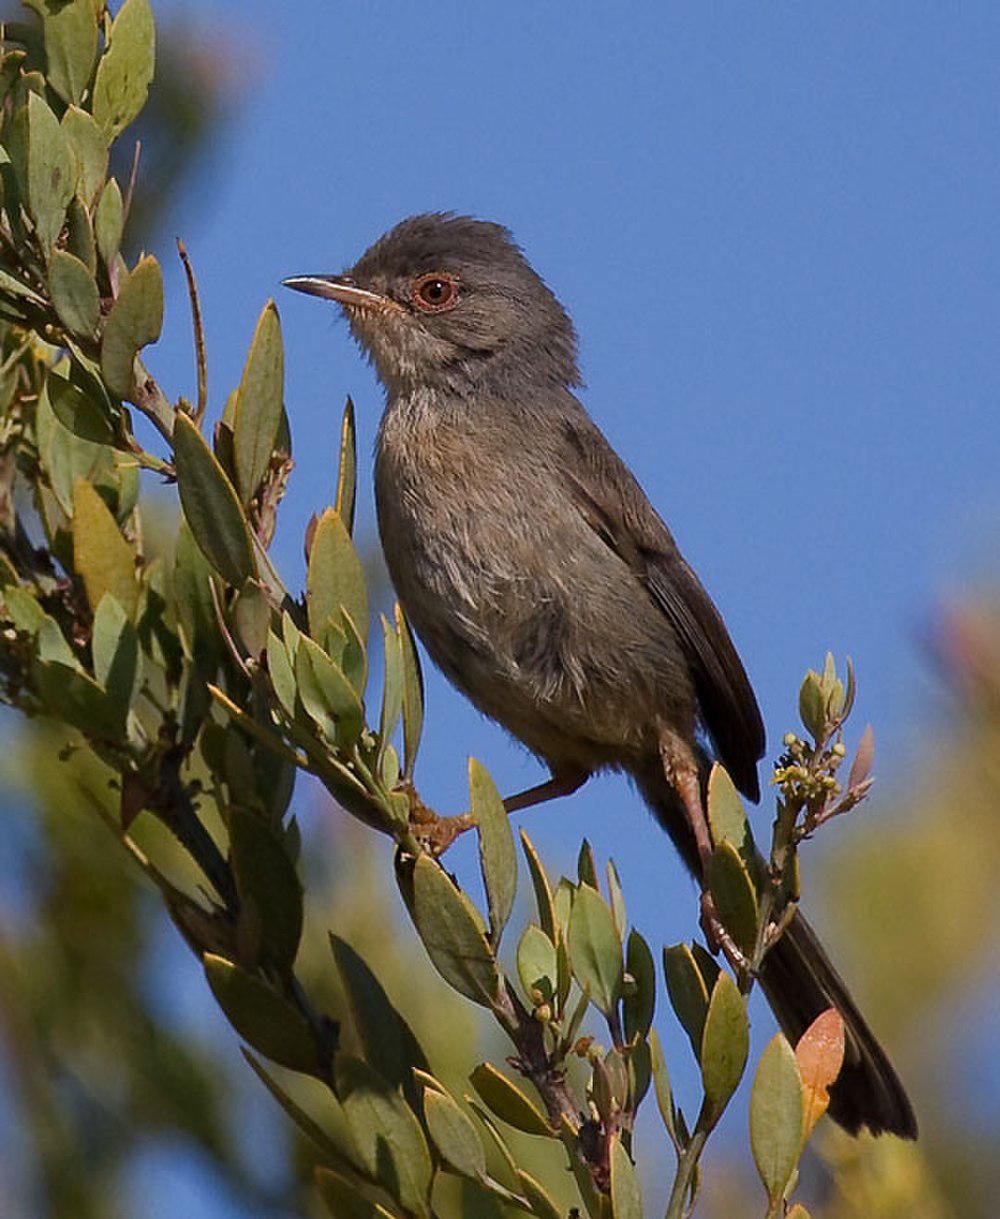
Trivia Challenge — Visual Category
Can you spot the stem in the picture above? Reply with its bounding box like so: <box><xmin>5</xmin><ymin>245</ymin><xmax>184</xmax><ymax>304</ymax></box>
<box><xmin>665</xmin><ymin>1121</ymin><xmax>709</xmax><ymax>1219</ymax></box>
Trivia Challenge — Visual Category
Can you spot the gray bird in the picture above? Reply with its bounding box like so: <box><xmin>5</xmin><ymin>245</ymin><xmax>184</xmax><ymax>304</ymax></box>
<box><xmin>284</xmin><ymin>212</ymin><xmax>916</xmax><ymax>1139</ymax></box>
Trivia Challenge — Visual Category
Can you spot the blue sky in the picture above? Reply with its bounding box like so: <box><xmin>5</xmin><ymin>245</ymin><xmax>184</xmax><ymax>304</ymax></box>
<box><xmin>85</xmin><ymin>1</ymin><xmax>1000</xmax><ymax>1211</ymax></box>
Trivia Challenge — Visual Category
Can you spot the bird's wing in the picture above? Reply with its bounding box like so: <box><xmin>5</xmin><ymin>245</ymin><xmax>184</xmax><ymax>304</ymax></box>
<box><xmin>558</xmin><ymin>412</ymin><xmax>765</xmax><ymax>801</ymax></box>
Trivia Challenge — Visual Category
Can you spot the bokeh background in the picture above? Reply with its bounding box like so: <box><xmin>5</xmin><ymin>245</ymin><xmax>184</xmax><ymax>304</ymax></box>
<box><xmin>1</xmin><ymin>3</ymin><xmax>998</xmax><ymax>1216</ymax></box>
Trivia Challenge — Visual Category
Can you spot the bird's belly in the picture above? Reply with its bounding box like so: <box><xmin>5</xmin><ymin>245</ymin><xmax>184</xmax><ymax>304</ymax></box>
<box><xmin>374</xmin><ymin>437</ymin><xmax>694</xmax><ymax>769</ymax></box>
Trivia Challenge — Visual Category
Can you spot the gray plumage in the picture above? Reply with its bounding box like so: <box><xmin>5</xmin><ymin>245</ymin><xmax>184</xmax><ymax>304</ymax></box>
<box><xmin>285</xmin><ymin>212</ymin><xmax>916</xmax><ymax>1139</ymax></box>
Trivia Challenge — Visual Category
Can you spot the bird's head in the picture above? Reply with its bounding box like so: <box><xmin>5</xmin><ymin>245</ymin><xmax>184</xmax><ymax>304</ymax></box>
<box><xmin>284</xmin><ymin>213</ymin><xmax>579</xmax><ymax>394</ymax></box>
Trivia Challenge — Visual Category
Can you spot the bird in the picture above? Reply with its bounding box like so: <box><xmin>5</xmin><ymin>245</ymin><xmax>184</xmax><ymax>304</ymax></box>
<box><xmin>283</xmin><ymin>212</ymin><xmax>917</xmax><ymax>1139</ymax></box>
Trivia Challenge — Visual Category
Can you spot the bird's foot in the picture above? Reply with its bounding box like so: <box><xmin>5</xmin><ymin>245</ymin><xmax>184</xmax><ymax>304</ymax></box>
<box><xmin>700</xmin><ymin>891</ymin><xmax>752</xmax><ymax>978</ymax></box>
<box><xmin>405</xmin><ymin>784</ymin><xmax>474</xmax><ymax>856</ymax></box>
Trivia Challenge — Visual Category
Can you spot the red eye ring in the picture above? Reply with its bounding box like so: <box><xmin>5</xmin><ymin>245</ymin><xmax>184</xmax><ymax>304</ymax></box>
<box><xmin>411</xmin><ymin>272</ymin><xmax>460</xmax><ymax>313</ymax></box>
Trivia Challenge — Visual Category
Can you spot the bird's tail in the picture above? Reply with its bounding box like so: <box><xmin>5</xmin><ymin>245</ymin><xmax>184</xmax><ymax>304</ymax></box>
<box><xmin>630</xmin><ymin>758</ymin><xmax>917</xmax><ymax>1139</ymax></box>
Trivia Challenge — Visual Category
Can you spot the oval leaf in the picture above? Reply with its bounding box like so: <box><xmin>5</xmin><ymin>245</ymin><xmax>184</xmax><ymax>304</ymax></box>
<box><xmin>233</xmin><ymin>300</ymin><xmax>284</xmax><ymax>504</ymax></box>
<box><xmin>470</xmin><ymin>757</ymin><xmax>516</xmax><ymax>948</ymax></box>
<box><xmin>403</xmin><ymin>854</ymin><xmax>500</xmax><ymax>1007</ymax></box>
<box><xmin>662</xmin><ymin>943</ymin><xmax>710</xmax><ymax>1060</ymax></box>
<box><xmin>707</xmin><ymin>841</ymin><xmax>759</xmax><ymax>957</ymax></box>
<box><xmin>517</xmin><ymin>924</ymin><xmax>556</xmax><ymax>1004</ymax></box>
<box><xmin>94</xmin><ymin>178</ymin><xmax>124</xmax><ymax>268</ymax></box>
<box><xmin>229</xmin><ymin>807</ymin><xmax>303</xmax><ymax>972</ymax></box>
<box><xmin>72</xmin><ymin>478</ymin><xmax>138</xmax><ymax>616</ymax></box>
<box><xmin>794</xmin><ymin>1007</ymin><xmax>845</xmax><ymax>1138</ymax></box>
<box><xmin>203</xmin><ymin>953</ymin><xmax>319</xmax><ymax>1074</ymax></box>
<box><xmin>48</xmin><ymin>249</ymin><xmax>100</xmax><ymax>337</ymax></box>
<box><xmin>610</xmin><ymin>1135</ymin><xmax>644</xmax><ymax>1219</ymax></box>
<box><xmin>750</xmin><ymin>1033</ymin><xmax>805</xmax><ymax>1205</ymax></box>
<box><xmin>424</xmin><ymin>1088</ymin><xmax>486</xmax><ymax>1179</ymax></box>
<box><xmin>338</xmin><ymin>1056</ymin><xmax>432</xmax><ymax>1218</ymax></box>
<box><xmin>34</xmin><ymin>0</ymin><xmax>99</xmax><ymax>106</ymax></box>
<box><xmin>173</xmin><ymin>412</ymin><xmax>257</xmax><ymax>587</ymax></box>
<box><xmin>469</xmin><ymin>1063</ymin><xmax>551</xmax><ymax>1136</ymax></box>
<box><xmin>61</xmin><ymin>106</ymin><xmax>108</xmax><ymax>203</ymax></box>
<box><xmin>307</xmin><ymin>507</ymin><xmax>368</xmax><ymax>645</ymax></box>
<box><xmin>568</xmin><ymin>882</ymin><xmax>622</xmax><ymax>1017</ymax></box>
<box><xmin>700</xmin><ymin>972</ymin><xmax>749</xmax><ymax>1116</ymax></box>
<box><xmin>92</xmin><ymin>0</ymin><xmax>156</xmax><ymax>138</ymax></box>
<box><xmin>101</xmin><ymin>255</ymin><xmax>163</xmax><ymax>398</ymax></box>
<box><xmin>623</xmin><ymin>928</ymin><xmax>656</xmax><ymax>1042</ymax></box>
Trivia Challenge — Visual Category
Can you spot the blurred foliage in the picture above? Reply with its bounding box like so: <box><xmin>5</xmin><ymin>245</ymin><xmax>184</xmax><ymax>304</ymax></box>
<box><xmin>0</xmin><ymin>4</ymin><xmax>995</xmax><ymax>1218</ymax></box>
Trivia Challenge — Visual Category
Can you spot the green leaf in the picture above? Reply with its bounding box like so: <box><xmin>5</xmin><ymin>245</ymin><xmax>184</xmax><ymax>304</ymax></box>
<box><xmin>17</xmin><ymin>93</ymin><xmax>74</xmax><ymax>247</ymax></box>
<box><xmin>94</xmin><ymin>178</ymin><xmax>123</xmax><ymax>267</ymax></box>
<box><xmin>568</xmin><ymin>882</ymin><xmax>622</xmax><ymax>1017</ymax></box>
<box><xmin>92</xmin><ymin>0</ymin><xmax>156</xmax><ymax>139</ymax></box>
<box><xmin>315</xmin><ymin>1168</ymin><xmax>399</xmax><ymax>1219</ymax></box>
<box><xmin>233</xmin><ymin>300</ymin><xmax>283</xmax><ymax>504</ymax></box>
<box><xmin>266</xmin><ymin>630</ymin><xmax>296</xmax><ymax>715</ymax></box>
<box><xmin>65</xmin><ymin>195</ymin><xmax>97</xmax><ymax>274</ymax></box>
<box><xmin>515</xmin><ymin>1171</ymin><xmax>562</xmax><ymax>1219</ymax></box>
<box><xmin>329</xmin><ymin>935</ymin><xmax>429</xmax><ymax>1110</ymax></box>
<box><xmin>700</xmin><ymin>972</ymin><xmax>749</xmax><ymax>1117</ymax></box>
<box><xmin>336</xmin><ymin>397</ymin><xmax>357</xmax><ymax>532</ymax></box>
<box><xmin>662</xmin><ymin>943</ymin><xmax>710</xmax><ymax>1060</ymax></box>
<box><xmin>229</xmin><ymin>807</ymin><xmax>303</xmax><ymax>971</ymax></box>
<box><xmin>520</xmin><ymin>830</ymin><xmax>556</xmax><ymax>941</ymax></box>
<box><xmin>48</xmin><ymin>249</ymin><xmax>99</xmax><ymax>338</ymax></box>
<box><xmin>100</xmin><ymin>255</ymin><xmax>163</xmax><ymax>398</ymax></box>
<box><xmin>243</xmin><ymin>1051</ymin><xmax>358</xmax><ymax>1167</ymax></box>
<box><xmin>609</xmin><ymin>1136</ymin><xmax>643</xmax><ymax>1219</ymax></box>
<box><xmin>35</xmin><ymin>659</ymin><xmax>121</xmax><ymax>740</ymax></box>
<box><xmin>798</xmin><ymin>669</ymin><xmax>826</xmax><ymax>741</ymax></box>
<box><xmin>232</xmin><ymin>580</ymin><xmax>270</xmax><ymax>659</ymax></box>
<box><xmin>92</xmin><ymin>592</ymin><xmax>139</xmax><ymax>726</ymax></box>
<box><xmin>707</xmin><ymin>841</ymin><xmax>759</xmax><ymax>958</ymax></box>
<box><xmin>577</xmin><ymin>838</ymin><xmax>598</xmax><ymax>888</ymax></box>
<box><xmin>648</xmin><ymin>1027</ymin><xmax>678</xmax><ymax>1145</ymax></box>
<box><xmin>295</xmin><ymin>634</ymin><xmax>364</xmax><ymax>746</ymax></box>
<box><xmin>468</xmin><ymin>1063</ymin><xmax>551</xmax><ymax>1137</ymax></box>
<box><xmin>749</xmin><ymin>1034</ymin><xmax>805</xmax><ymax>1206</ymax></box>
<box><xmin>72</xmin><ymin>478</ymin><xmax>138</xmax><ymax>616</ymax></box>
<box><xmin>61</xmin><ymin>106</ymin><xmax>107</xmax><ymax>203</ymax></box>
<box><xmin>203</xmin><ymin>953</ymin><xmax>319</xmax><ymax>1074</ymax></box>
<box><xmin>469</xmin><ymin>758</ymin><xmax>516</xmax><ymax>947</ymax></box>
<box><xmin>338</xmin><ymin>1056</ymin><xmax>432</xmax><ymax>1218</ymax></box>
<box><xmin>424</xmin><ymin>1089</ymin><xmax>486</xmax><ymax>1179</ymax></box>
<box><xmin>623</xmin><ymin>928</ymin><xmax>656</xmax><ymax>1042</ymax></box>
<box><xmin>307</xmin><ymin>508</ymin><xmax>368</xmax><ymax>645</ymax></box>
<box><xmin>516</xmin><ymin>924</ymin><xmax>556</xmax><ymax>1004</ymax></box>
<box><xmin>173</xmin><ymin>412</ymin><xmax>257</xmax><ymax>588</ymax></box>
<box><xmin>394</xmin><ymin>603</ymin><xmax>423</xmax><ymax>779</ymax></box>
<box><xmin>402</xmin><ymin>855</ymin><xmax>501</xmax><ymax>1007</ymax></box>
<box><xmin>31</xmin><ymin>0</ymin><xmax>98</xmax><ymax>106</ymax></box>
<box><xmin>707</xmin><ymin>763</ymin><xmax>754</xmax><ymax>861</ymax></box>
<box><xmin>378</xmin><ymin>612</ymin><xmax>403</xmax><ymax>765</ymax></box>
<box><xmin>606</xmin><ymin>859</ymin><xmax>627</xmax><ymax>939</ymax></box>
<box><xmin>48</xmin><ymin>372</ymin><xmax>117</xmax><ymax>446</ymax></box>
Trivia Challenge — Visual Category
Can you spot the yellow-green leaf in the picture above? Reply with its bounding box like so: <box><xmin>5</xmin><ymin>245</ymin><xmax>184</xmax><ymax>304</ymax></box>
<box><xmin>609</xmin><ymin>1135</ymin><xmax>643</xmax><ymax>1219</ymax></box>
<box><xmin>233</xmin><ymin>300</ymin><xmax>284</xmax><ymax>503</ymax></box>
<box><xmin>749</xmin><ymin>1033</ymin><xmax>805</xmax><ymax>1206</ymax></box>
<box><xmin>707</xmin><ymin>840</ymin><xmax>759</xmax><ymax>957</ymax></box>
<box><xmin>48</xmin><ymin>249</ymin><xmax>99</xmax><ymax>338</ymax></box>
<box><xmin>173</xmin><ymin>412</ymin><xmax>257</xmax><ymax>588</ymax></box>
<box><xmin>61</xmin><ymin>106</ymin><xmax>107</xmax><ymax>203</ymax></box>
<box><xmin>402</xmin><ymin>855</ymin><xmax>500</xmax><ymax>1007</ymax></box>
<box><xmin>92</xmin><ymin>0</ymin><xmax>156</xmax><ymax>138</ymax></box>
<box><xmin>72</xmin><ymin>478</ymin><xmax>137</xmax><ymax>616</ymax></box>
<box><xmin>568</xmin><ymin>882</ymin><xmax>622</xmax><ymax>1017</ymax></box>
<box><xmin>101</xmin><ymin>255</ymin><xmax>163</xmax><ymax>398</ymax></box>
<box><xmin>469</xmin><ymin>1063</ymin><xmax>551</xmax><ymax>1137</ymax></box>
<box><xmin>424</xmin><ymin>1088</ymin><xmax>486</xmax><ymax>1179</ymax></box>
<box><xmin>470</xmin><ymin>757</ymin><xmax>516</xmax><ymax>947</ymax></box>
<box><xmin>203</xmin><ymin>953</ymin><xmax>319</xmax><ymax>1074</ymax></box>
<box><xmin>307</xmin><ymin>507</ymin><xmax>368</xmax><ymax>645</ymax></box>
<box><xmin>31</xmin><ymin>0</ymin><xmax>98</xmax><ymax>106</ymax></box>
<box><xmin>700</xmin><ymin>972</ymin><xmax>749</xmax><ymax>1117</ymax></box>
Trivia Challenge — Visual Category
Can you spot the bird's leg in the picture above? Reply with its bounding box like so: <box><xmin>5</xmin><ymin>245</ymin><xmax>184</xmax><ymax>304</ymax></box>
<box><xmin>659</xmin><ymin>732</ymin><xmax>751</xmax><ymax>974</ymax></box>
<box><xmin>407</xmin><ymin>768</ymin><xmax>589</xmax><ymax>857</ymax></box>
<box><xmin>502</xmin><ymin>768</ymin><xmax>589</xmax><ymax>814</ymax></box>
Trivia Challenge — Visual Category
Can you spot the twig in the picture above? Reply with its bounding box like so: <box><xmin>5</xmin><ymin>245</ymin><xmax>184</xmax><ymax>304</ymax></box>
<box><xmin>176</xmin><ymin>239</ymin><xmax>208</xmax><ymax>424</ymax></box>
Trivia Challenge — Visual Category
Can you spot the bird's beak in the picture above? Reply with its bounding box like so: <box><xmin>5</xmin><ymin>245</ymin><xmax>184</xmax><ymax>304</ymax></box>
<box><xmin>281</xmin><ymin>274</ymin><xmax>403</xmax><ymax>314</ymax></box>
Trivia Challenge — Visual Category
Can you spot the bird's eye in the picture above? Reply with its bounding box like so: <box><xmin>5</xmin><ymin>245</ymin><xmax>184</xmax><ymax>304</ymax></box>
<box><xmin>411</xmin><ymin>272</ymin><xmax>459</xmax><ymax>313</ymax></box>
